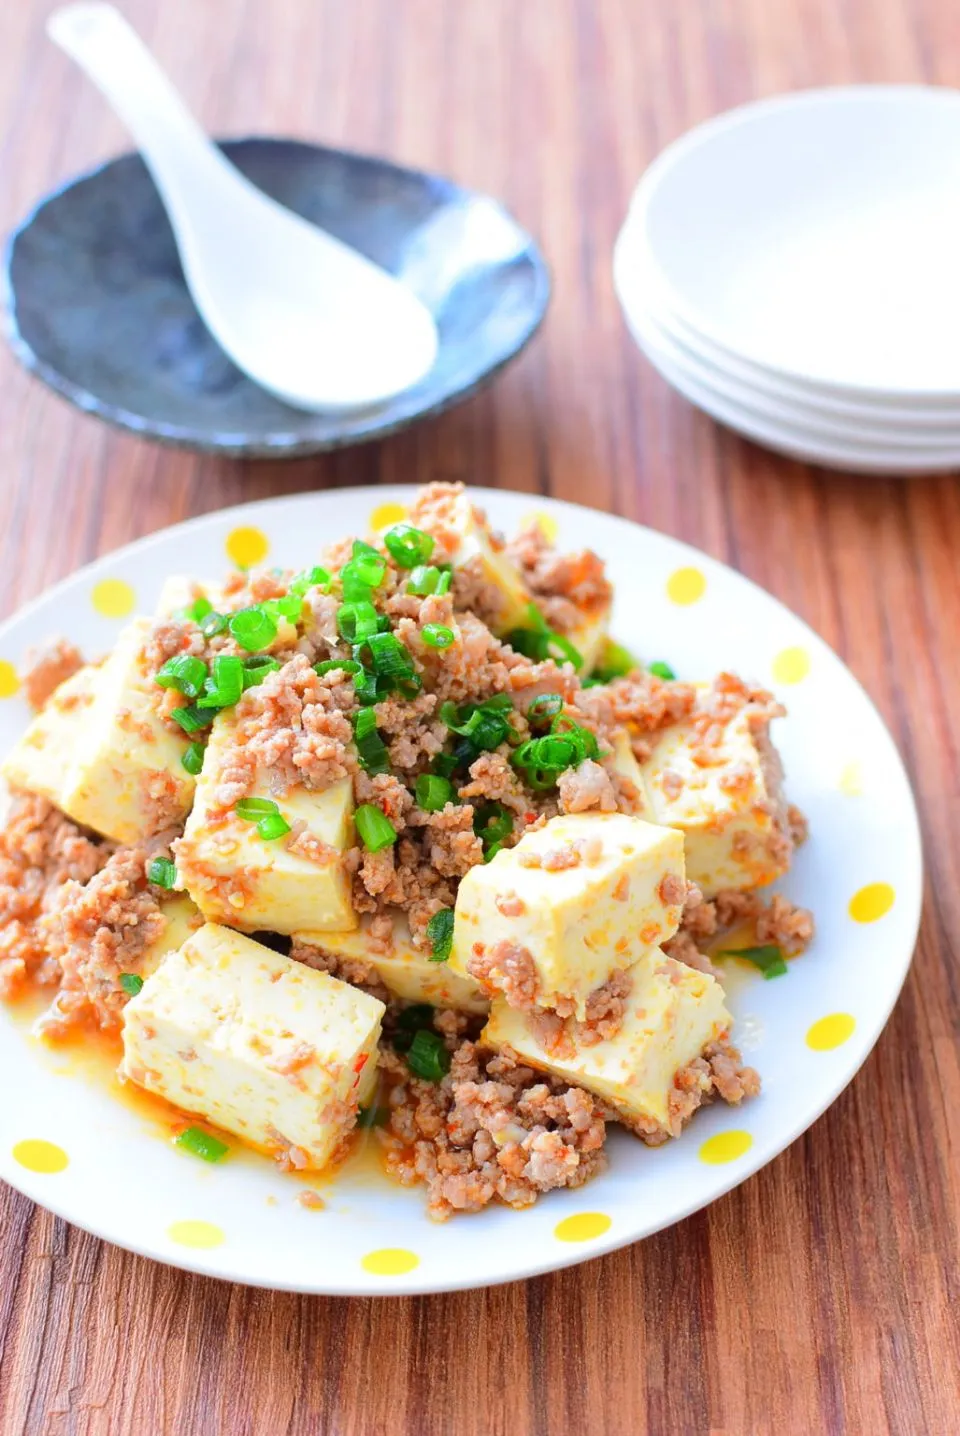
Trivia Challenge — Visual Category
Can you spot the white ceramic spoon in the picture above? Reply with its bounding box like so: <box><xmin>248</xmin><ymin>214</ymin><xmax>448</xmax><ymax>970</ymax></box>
<box><xmin>48</xmin><ymin>4</ymin><xmax>439</xmax><ymax>413</ymax></box>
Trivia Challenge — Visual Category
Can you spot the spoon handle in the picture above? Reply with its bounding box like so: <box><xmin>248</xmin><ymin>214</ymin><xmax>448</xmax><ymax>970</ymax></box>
<box><xmin>47</xmin><ymin>4</ymin><xmax>237</xmax><ymax>221</ymax></box>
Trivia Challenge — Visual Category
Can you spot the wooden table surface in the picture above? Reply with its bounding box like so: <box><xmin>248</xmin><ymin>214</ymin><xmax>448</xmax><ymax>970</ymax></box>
<box><xmin>1</xmin><ymin>2</ymin><xmax>958</xmax><ymax>1431</ymax></box>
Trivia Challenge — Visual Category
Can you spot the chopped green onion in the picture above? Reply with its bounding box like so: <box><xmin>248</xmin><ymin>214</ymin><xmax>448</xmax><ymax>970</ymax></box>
<box><xmin>228</xmin><ymin>605</ymin><xmax>278</xmax><ymax>652</ymax></box>
<box><xmin>257</xmin><ymin>812</ymin><xmax>291</xmax><ymax>841</ymax></box>
<box><xmin>352</xmin><ymin>709</ymin><xmax>391</xmax><ymax>774</ymax></box>
<box><xmin>415</xmin><ymin>773</ymin><xmax>453</xmax><ymax>812</ymax></box>
<box><xmin>264</xmin><ymin>593</ymin><xmax>303</xmax><ymax>625</ymax></box>
<box><xmin>148</xmin><ymin>857</ymin><xmax>177</xmax><ymax>889</ymax></box>
<box><xmin>341</xmin><ymin>557</ymin><xmax>385</xmax><ymax>600</ymax></box>
<box><xmin>407</xmin><ymin>564</ymin><xmax>441</xmax><ymax>596</ymax></box>
<box><xmin>527</xmin><ymin>693</ymin><xmax>564</xmax><ymax>723</ymax></box>
<box><xmin>200</xmin><ymin>610</ymin><xmax>228</xmax><ymax>638</ymax></box>
<box><xmin>422</xmin><ymin>623</ymin><xmax>455</xmax><ymax>649</ymax></box>
<box><xmin>357</xmin><ymin>1103</ymin><xmax>389</xmax><ymax>1129</ymax></box>
<box><xmin>184</xmin><ymin>596</ymin><xmax>213</xmax><ymax>623</ymax></box>
<box><xmin>241</xmin><ymin>656</ymin><xmax>281</xmax><ymax>690</ymax></box>
<box><xmin>235</xmin><ymin>796</ymin><xmax>280</xmax><ymax>821</ymax></box>
<box><xmin>396</xmin><ymin>1003</ymin><xmax>435</xmax><ymax>1032</ymax></box>
<box><xmin>174</xmin><ymin>1126</ymin><xmax>229</xmax><ymax>1163</ymax></box>
<box><xmin>719</xmin><ymin>944</ymin><xmax>789</xmax><ymax>980</ymax></box>
<box><xmin>406</xmin><ymin>1028</ymin><xmax>451</xmax><ymax>1081</ymax></box>
<box><xmin>436</xmin><ymin>568</ymin><xmax>452</xmax><ymax>596</ymax></box>
<box><xmin>367</xmin><ymin>631</ymin><xmax>417</xmax><ymax>681</ymax></box>
<box><xmin>506</xmin><ymin>603</ymin><xmax>583</xmax><ymax>670</ymax></box>
<box><xmin>440</xmin><ymin>696</ymin><xmax>513</xmax><ymax>752</ymax></box>
<box><xmin>288</xmin><ymin>565</ymin><xmax>331</xmax><ymax>598</ymax></box>
<box><xmin>181</xmin><ymin>741</ymin><xmax>205</xmax><ymax>775</ymax></box>
<box><xmin>170</xmin><ymin>704</ymin><xmax>215</xmax><ymax>734</ymax></box>
<box><xmin>353</xmin><ymin>670</ymin><xmax>381</xmax><ymax>706</ymax></box>
<box><xmin>355</xmin><ymin>803</ymin><xmax>397</xmax><ymax>852</ymax></box>
<box><xmin>155</xmin><ymin>654</ymin><xmax>208</xmax><ymax>700</ymax></box>
<box><xmin>314</xmin><ymin>658</ymin><xmax>362</xmax><ymax>677</ymax></box>
<box><xmin>648</xmin><ymin>660</ymin><xmax>676</xmax><ymax>681</ymax></box>
<box><xmin>336</xmin><ymin>600</ymin><xmax>379</xmax><ymax>643</ymax></box>
<box><xmin>426</xmin><ymin>908</ymin><xmax>455</xmax><ymax>963</ymax></box>
<box><xmin>119</xmin><ymin>972</ymin><xmax>143</xmax><ymax>997</ymax></box>
<box><xmin>384</xmin><ymin>523</ymin><xmax>435</xmax><ymax>569</ymax></box>
<box><xmin>197</xmin><ymin>653</ymin><xmax>244</xmax><ymax>709</ymax></box>
<box><xmin>591</xmin><ymin>639</ymin><xmax>640</xmax><ymax>682</ymax></box>
<box><xmin>432</xmin><ymin>752</ymin><xmax>457</xmax><ymax>779</ymax></box>
<box><xmin>473</xmin><ymin>802</ymin><xmax>513</xmax><ymax>860</ymax></box>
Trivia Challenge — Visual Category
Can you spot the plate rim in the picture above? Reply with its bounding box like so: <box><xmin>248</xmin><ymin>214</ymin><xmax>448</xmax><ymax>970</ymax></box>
<box><xmin>0</xmin><ymin>484</ymin><xmax>924</xmax><ymax>1294</ymax></box>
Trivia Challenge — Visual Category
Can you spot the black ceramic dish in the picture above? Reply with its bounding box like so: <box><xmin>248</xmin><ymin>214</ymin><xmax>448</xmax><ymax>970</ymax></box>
<box><xmin>3</xmin><ymin>138</ymin><xmax>550</xmax><ymax>458</ymax></box>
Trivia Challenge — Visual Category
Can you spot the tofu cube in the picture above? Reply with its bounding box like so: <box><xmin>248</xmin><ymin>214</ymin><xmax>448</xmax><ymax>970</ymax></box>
<box><xmin>414</xmin><ymin>487</ymin><xmax>532</xmax><ymax>634</ymax></box>
<box><xmin>120</xmin><ymin>922</ymin><xmax>384</xmax><ymax>1170</ymax></box>
<box><xmin>177</xmin><ymin>707</ymin><xmax>356</xmax><ymax>934</ymax></box>
<box><xmin>295</xmin><ymin>912</ymin><xmax>489</xmax><ymax>1013</ymax></box>
<box><xmin>641</xmin><ymin>700</ymin><xmax>793</xmax><ymax>896</ymax></box>
<box><xmin>155</xmin><ymin>577</ymin><xmax>297</xmax><ymax>652</ymax></box>
<box><xmin>607</xmin><ymin>731</ymin><xmax>656</xmax><ymax>820</ymax></box>
<box><xmin>483</xmin><ymin>949</ymin><xmax>731</xmax><ymax>1136</ymax></box>
<box><xmin>565</xmin><ymin>593</ymin><xmax>613</xmax><ymax>674</ymax></box>
<box><xmin>2</xmin><ymin>663</ymin><xmax>100</xmax><ymax>805</ymax></box>
<box><xmin>140</xmin><ymin>895</ymin><xmax>205</xmax><ymax>982</ymax></box>
<box><xmin>3</xmin><ymin>620</ymin><xmax>194</xmax><ymax>843</ymax></box>
<box><xmin>450</xmin><ymin>813</ymin><xmax>686</xmax><ymax>1019</ymax></box>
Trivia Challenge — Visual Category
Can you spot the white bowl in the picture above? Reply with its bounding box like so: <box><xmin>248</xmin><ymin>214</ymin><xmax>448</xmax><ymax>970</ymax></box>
<box><xmin>631</xmin><ymin>86</ymin><xmax>960</xmax><ymax>398</ymax></box>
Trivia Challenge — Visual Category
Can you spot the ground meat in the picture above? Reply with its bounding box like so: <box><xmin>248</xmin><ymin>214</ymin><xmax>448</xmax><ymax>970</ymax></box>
<box><xmin>625</xmin><ymin>1036</ymin><xmax>760</xmax><ymax>1145</ymax></box>
<box><xmin>21</xmin><ymin>639</ymin><xmax>84</xmax><ymax>710</ymax></box>
<box><xmin>36</xmin><ymin>846</ymin><xmax>166</xmax><ymax>1037</ymax></box>
<box><xmin>575</xmin><ymin>672</ymin><xmax>697</xmax><ymax>753</ymax></box>
<box><xmin>289</xmin><ymin>937</ymin><xmax>390</xmax><ymax>1003</ymax></box>
<box><xmin>457</xmin><ymin>750</ymin><xmax>534</xmax><ymax>822</ymax></box>
<box><xmin>577</xmin><ymin>968</ymin><xmax>632</xmax><ymax>1044</ymax></box>
<box><xmin>218</xmin><ymin>654</ymin><xmax>355</xmax><ymax>807</ymax></box>
<box><xmin>420</xmin><ymin>804</ymin><xmax>484</xmax><ymax>878</ymax></box>
<box><xmin>466</xmin><ymin>940</ymin><xmax>540</xmax><ymax>1009</ymax></box>
<box><xmin>378</xmin><ymin>1039</ymin><xmax>608</xmax><ymax>1220</ymax></box>
<box><xmin>141</xmin><ymin>618</ymin><xmax>206</xmax><ymax>674</ymax></box>
<box><xmin>787</xmin><ymin>804</ymin><xmax>809</xmax><ymax>845</ymax></box>
<box><xmin>506</xmin><ymin>520</ymin><xmax>612</xmax><ymax>624</ymax></box>
<box><xmin>665</xmin><ymin>883</ymin><xmax>815</xmax><ymax>975</ymax></box>
<box><xmin>557</xmin><ymin>758</ymin><xmax>618</xmax><ymax>814</ymax></box>
<box><xmin>0</xmin><ymin>794</ymin><xmax>112</xmax><ymax>999</ymax></box>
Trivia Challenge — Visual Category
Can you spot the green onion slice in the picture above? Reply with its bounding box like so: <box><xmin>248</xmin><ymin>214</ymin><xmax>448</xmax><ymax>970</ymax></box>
<box><xmin>426</xmin><ymin>908</ymin><xmax>455</xmax><ymax>963</ymax></box>
<box><xmin>197</xmin><ymin>653</ymin><xmax>244</xmax><ymax>709</ymax></box>
<box><xmin>355</xmin><ymin>803</ymin><xmax>397</xmax><ymax>852</ymax></box>
<box><xmin>352</xmin><ymin>708</ymin><xmax>391</xmax><ymax>774</ymax></box>
<box><xmin>590</xmin><ymin>638</ymin><xmax>640</xmax><ymax>682</ymax></box>
<box><xmin>415</xmin><ymin>773</ymin><xmax>453</xmax><ymax>812</ymax></box>
<box><xmin>647</xmin><ymin>660</ymin><xmax>676</xmax><ymax>681</ymax></box>
<box><xmin>406</xmin><ymin>1028</ymin><xmax>451</xmax><ymax>1081</ymax></box>
<box><xmin>719</xmin><ymin>944</ymin><xmax>789</xmax><ymax>980</ymax></box>
<box><xmin>170</xmin><ymin>704</ymin><xmax>215</xmax><ymax>734</ymax></box>
<box><xmin>527</xmin><ymin>693</ymin><xmax>564</xmax><ymax>723</ymax></box>
<box><xmin>155</xmin><ymin>654</ymin><xmax>208</xmax><ymax>700</ymax></box>
<box><xmin>183</xmin><ymin>596</ymin><xmax>213</xmax><ymax>623</ymax></box>
<box><xmin>288</xmin><ymin>565</ymin><xmax>331</xmax><ymax>598</ymax></box>
<box><xmin>241</xmin><ymin>656</ymin><xmax>281</xmax><ymax>690</ymax></box>
<box><xmin>174</xmin><ymin>1126</ymin><xmax>229</xmax><ymax>1162</ymax></box>
<box><xmin>506</xmin><ymin>603</ymin><xmax>584</xmax><ymax>670</ymax></box>
<box><xmin>235</xmin><ymin>796</ymin><xmax>280</xmax><ymax>821</ymax></box>
<box><xmin>200</xmin><ymin>611</ymin><xmax>228</xmax><ymax>638</ymax></box>
<box><xmin>314</xmin><ymin>658</ymin><xmax>362</xmax><ymax>677</ymax></box>
<box><xmin>473</xmin><ymin>802</ymin><xmax>513</xmax><ymax>860</ymax></box>
<box><xmin>181</xmin><ymin>741</ymin><xmax>205</xmax><ymax>775</ymax></box>
<box><xmin>422</xmin><ymin>623</ymin><xmax>455</xmax><ymax>649</ymax></box>
<box><xmin>384</xmin><ymin>523</ymin><xmax>435</xmax><ymax>569</ymax></box>
<box><xmin>407</xmin><ymin>564</ymin><xmax>441</xmax><ymax>596</ymax></box>
<box><xmin>257</xmin><ymin>812</ymin><xmax>291</xmax><ymax>841</ymax></box>
<box><xmin>336</xmin><ymin>600</ymin><xmax>380</xmax><ymax>643</ymax></box>
<box><xmin>119</xmin><ymin>972</ymin><xmax>144</xmax><ymax>997</ymax></box>
<box><xmin>228</xmin><ymin>605</ymin><xmax>278</xmax><ymax>652</ymax></box>
<box><xmin>147</xmin><ymin>857</ymin><xmax>177</xmax><ymax>889</ymax></box>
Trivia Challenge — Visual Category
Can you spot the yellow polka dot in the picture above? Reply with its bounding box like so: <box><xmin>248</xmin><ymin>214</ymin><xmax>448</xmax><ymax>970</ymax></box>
<box><xmin>360</xmin><ymin>1247</ymin><xmax>420</xmax><ymax>1276</ymax></box>
<box><xmin>370</xmin><ymin>502</ymin><xmax>409</xmax><ymax>532</ymax></box>
<box><xmin>554</xmin><ymin>1211</ymin><xmax>612</xmax><ymax>1243</ymax></box>
<box><xmin>0</xmin><ymin>661</ymin><xmax>20</xmax><ymax>699</ymax></box>
<box><xmin>167</xmin><ymin>1220</ymin><xmax>225</xmax><ymax>1250</ymax></box>
<box><xmin>806</xmin><ymin>1013</ymin><xmax>856</xmax><ymax>1051</ymax></box>
<box><xmin>91</xmin><ymin>578</ymin><xmax>135</xmax><ymax>618</ymax></box>
<box><xmin>849</xmin><ymin>882</ymin><xmax>895</xmax><ymax>923</ymax></box>
<box><xmin>699</xmin><ymin>1130</ymin><xmax>753</xmax><ymax>1164</ymax></box>
<box><xmin>13</xmin><ymin>1139</ymin><xmax>68</xmax><ymax>1174</ymax></box>
<box><xmin>666</xmin><ymin>567</ymin><xmax>706</xmax><ymax>605</ymax></box>
<box><xmin>521</xmin><ymin>510</ymin><xmax>559</xmax><ymax>543</ymax></box>
<box><xmin>772</xmin><ymin>646</ymin><xmax>810</xmax><ymax>684</ymax></box>
<box><xmin>838</xmin><ymin>761</ymin><xmax>862</xmax><ymax>797</ymax></box>
<box><xmin>225</xmin><ymin>526</ymin><xmax>269</xmax><ymax>569</ymax></box>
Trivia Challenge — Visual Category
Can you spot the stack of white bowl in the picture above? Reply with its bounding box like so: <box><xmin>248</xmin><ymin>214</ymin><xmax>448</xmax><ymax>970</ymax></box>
<box><xmin>614</xmin><ymin>86</ymin><xmax>960</xmax><ymax>475</ymax></box>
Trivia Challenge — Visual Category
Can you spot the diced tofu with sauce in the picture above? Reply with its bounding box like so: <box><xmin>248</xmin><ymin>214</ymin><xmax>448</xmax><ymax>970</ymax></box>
<box><xmin>140</xmin><ymin>894</ymin><xmax>205</xmax><ymax>982</ymax></box>
<box><xmin>155</xmin><ymin>577</ymin><xmax>297</xmax><ymax>652</ymax></box>
<box><xmin>433</xmin><ymin>489</ymin><xmax>532</xmax><ymax>634</ymax></box>
<box><xmin>641</xmin><ymin>702</ymin><xmax>793</xmax><ymax>896</ymax></box>
<box><xmin>565</xmin><ymin>593</ymin><xmax>613</xmax><ymax>674</ymax></box>
<box><xmin>177</xmin><ymin>707</ymin><xmax>356</xmax><ymax>934</ymax></box>
<box><xmin>120</xmin><ymin>923</ymin><xmax>384</xmax><ymax>1170</ymax></box>
<box><xmin>608</xmin><ymin>731</ymin><xmax>656</xmax><ymax>820</ymax></box>
<box><xmin>483</xmin><ymin>949</ymin><xmax>730</xmax><ymax>1136</ymax></box>
<box><xmin>2</xmin><ymin>620</ymin><xmax>194</xmax><ymax>843</ymax></box>
<box><xmin>2</xmin><ymin>663</ymin><xmax>100</xmax><ymax>805</ymax></box>
<box><xmin>450</xmin><ymin>812</ymin><xmax>686</xmax><ymax>1020</ymax></box>
<box><xmin>294</xmin><ymin>912</ymin><xmax>489</xmax><ymax>1013</ymax></box>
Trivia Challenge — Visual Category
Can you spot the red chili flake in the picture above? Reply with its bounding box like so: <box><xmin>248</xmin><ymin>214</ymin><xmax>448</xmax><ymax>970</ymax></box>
<box><xmin>353</xmin><ymin>1052</ymin><xmax>369</xmax><ymax>1076</ymax></box>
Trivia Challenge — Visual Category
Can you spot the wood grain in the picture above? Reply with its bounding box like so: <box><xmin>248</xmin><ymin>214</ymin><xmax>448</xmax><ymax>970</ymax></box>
<box><xmin>0</xmin><ymin>1</ymin><xmax>958</xmax><ymax>1431</ymax></box>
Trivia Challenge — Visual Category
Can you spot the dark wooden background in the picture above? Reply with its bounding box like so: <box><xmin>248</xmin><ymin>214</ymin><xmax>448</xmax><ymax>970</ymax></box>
<box><xmin>1</xmin><ymin>2</ymin><xmax>958</xmax><ymax>1431</ymax></box>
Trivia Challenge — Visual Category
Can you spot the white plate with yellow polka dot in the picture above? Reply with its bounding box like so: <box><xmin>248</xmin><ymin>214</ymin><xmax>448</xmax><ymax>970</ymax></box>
<box><xmin>0</xmin><ymin>486</ymin><xmax>922</xmax><ymax>1294</ymax></box>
